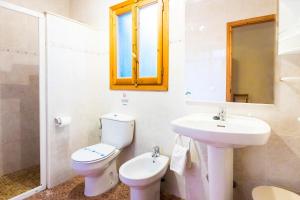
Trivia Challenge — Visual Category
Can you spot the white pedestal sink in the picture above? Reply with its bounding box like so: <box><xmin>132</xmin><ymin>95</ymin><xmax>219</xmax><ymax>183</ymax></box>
<box><xmin>171</xmin><ymin>113</ymin><xmax>271</xmax><ymax>200</ymax></box>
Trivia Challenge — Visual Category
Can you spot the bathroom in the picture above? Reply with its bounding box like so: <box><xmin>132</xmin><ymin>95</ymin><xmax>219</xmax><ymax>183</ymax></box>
<box><xmin>0</xmin><ymin>0</ymin><xmax>299</xmax><ymax>200</ymax></box>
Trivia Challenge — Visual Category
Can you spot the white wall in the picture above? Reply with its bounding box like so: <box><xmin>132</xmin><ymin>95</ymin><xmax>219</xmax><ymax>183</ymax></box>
<box><xmin>70</xmin><ymin>0</ymin><xmax>103</xmax><ymax>28</ymax></box>
<box><xmin>46</xmin><ymin>14</ymin><xmax>102</xmax><ymax>187</ymax></box>
<box><xmin>0</xmin><ymin>0</ymin><xmax>70</xmax><ymax>17</ymax></box>
<box><xmin>70</xmin><ymin>0</ymin><xmax>205</xmax><ymax>199</ymax></box>
<box><xmin>102</xmin><ymin>0</ymin><xmax>193</xmax><ymax>197</ymax></box>
<box><xmin>0</xmin><ymin>0</ymin><xmax>105</xmax><ymax>188</ymax></box>
<box><xmin>278</xmin><ymin>0</ymin><xmax>300</xmax><ymax>55</ymax></box>
<box><xmin>3</xmin><ymin>0</ymin><xmax>297</xmax><ymax>199</ymax></box>
<box><xmin>4</xmin><ymin>0</ymin><xmax>296</xmax><ymax>199</ymax></box>
<box><xmin>1</xmin><ymin>0</ymin><xmax>70</xmax><ymax>17</ymax></box>
<box><xmin>70</xmin><ymin>0</ymin><xmax>300</xmax><ymax>200</ymax></box>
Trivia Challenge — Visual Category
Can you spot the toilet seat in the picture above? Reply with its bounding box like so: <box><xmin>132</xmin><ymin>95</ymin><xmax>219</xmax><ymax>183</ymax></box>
<box><xmin>72</xmin><ymin>143</ymin><xmax>116</xmax><ymax>163</ymax></box>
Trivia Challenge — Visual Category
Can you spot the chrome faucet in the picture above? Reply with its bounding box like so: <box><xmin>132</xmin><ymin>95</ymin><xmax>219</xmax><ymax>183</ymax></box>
<box><xmin>218</xmin><ymin>107</ymin><xmax>226</xmax><ymax>121</ymax></box>
<box><xmin>185</xmin><ymin>91</ymin><xmax>192</xmax><ymax>96</ymax></box>
<box><xmin>152</xmin><ymin>146</ymin><xmax>160</xmax><ymax>158</ymax></box>
<box><xmin>213</xmin><ymin>107</ymin><xmax>227</xmax><ymax>121</ymax></box>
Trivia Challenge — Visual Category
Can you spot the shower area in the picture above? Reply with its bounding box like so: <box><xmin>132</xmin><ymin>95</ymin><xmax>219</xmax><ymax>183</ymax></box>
<box><xmin>0</xmin><ymin>0</ymin><xmax>101</xmax><ymax>198</ymax></box>
<box><xmin>0</xmin><ymin>2</ymin><xmax>46</xmax><ymax>199</ymax></box>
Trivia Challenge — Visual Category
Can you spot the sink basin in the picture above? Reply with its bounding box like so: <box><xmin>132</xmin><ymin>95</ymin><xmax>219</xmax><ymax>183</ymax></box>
<box><xmin>171</xmin><ymin>113</ymin><xmax>271</xmax><ymax>147</ymax></box>
<box><xmin>171</xmin><ymin>113</ymin><xmax>271</xmax><ymax>200</ymax></box>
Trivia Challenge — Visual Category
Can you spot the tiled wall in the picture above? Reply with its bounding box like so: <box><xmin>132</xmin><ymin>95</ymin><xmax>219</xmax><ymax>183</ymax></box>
<box><xmin>70</xmin><ymin>0</ymin><xmax>200</xmax><ymax>199</ymax></box>
<box><xmin>46</xmin><ymin>14</ymin><xmax>102</xmax><ymax>187</ymax></box>
<box><xmin>4</xmin><ymin>0</ymin><xmax>299</xmax><ymax>199</ymax></box>
<box><xmin>0</xmin><ymin>0</ymin><xmax>103</xmax><ymax>188</ymax></box>
<box><xmin>0</xmin><ymin>0</ymin><xmax>71</xmax><ymax>178</ymax></box>
<box><xmin>0</xmin><ymin>6</ymin><xmax>39</xmax><ymax>176</ymax></box>
<box><xmin>70</xmin><ymin>0</ymin><xmax>300</xmax><ymax>200</ymax></box>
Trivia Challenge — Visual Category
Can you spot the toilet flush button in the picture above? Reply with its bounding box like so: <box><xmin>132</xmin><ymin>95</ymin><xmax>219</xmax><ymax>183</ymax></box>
<box><xmin>121</xmin><ymin>93</ymin><xmax>129</xmax><ymax>106</ymax></box>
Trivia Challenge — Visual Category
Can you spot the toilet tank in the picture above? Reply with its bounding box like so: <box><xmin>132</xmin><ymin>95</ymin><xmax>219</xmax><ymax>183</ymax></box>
<box><xmin>101</xmin><ymin>113</ymin><xmax>135</xmax><ymax>149</ymax></box>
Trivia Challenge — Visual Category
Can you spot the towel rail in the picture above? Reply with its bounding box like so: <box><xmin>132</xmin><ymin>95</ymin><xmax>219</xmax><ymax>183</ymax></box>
<box><xmin>280</xmin><ymin>76</ymin><xmax>300</xmax><ymax>82</ymax></box>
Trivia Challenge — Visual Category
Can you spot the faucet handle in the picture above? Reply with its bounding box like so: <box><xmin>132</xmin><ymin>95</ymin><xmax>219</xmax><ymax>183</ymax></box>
<box><xmin>218</xmin><ymin>106</ymin><xmax>227</xmax><ymax>121</ymax></box>
<box><xmin>153</xmin><ymin>145</ymin><xmax>159</xmax><ymax>152</ymax></box>
<box><xmin>218</xmin><ymin>106</ymin><xmax>226</xmax><ymax>113</ymax></box>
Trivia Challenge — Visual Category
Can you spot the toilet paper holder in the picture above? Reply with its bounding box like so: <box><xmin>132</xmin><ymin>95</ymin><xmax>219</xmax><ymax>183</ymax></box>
<box><xmin>54</xmin><ymin>116</ymin><xmax>71</xmax><ymax>127</ymax></box>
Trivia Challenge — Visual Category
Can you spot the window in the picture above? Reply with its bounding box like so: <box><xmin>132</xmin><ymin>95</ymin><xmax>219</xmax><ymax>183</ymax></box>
<box><xmin>110</xmin><ymin>0</ymin><xmax>169</xmax><ymax>91</ymax></box>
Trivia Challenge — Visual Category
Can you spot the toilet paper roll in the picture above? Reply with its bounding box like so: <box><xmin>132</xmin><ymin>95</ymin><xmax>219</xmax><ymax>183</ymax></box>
<box><xmin>54</xmin><ymin>116</ymin><xmax>71</xmax><ymax>127</ymax></box>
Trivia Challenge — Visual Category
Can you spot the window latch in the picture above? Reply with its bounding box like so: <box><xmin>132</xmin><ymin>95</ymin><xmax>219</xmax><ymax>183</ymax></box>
<box><xmin>132</xmin><ymin>52</ymin><xmax>139</xmax><ymax>64</ymax></box>
<box><xmin>132</xmin><ymin>52</ymin><xmax>137</xmax><ymax>59</ymax></box>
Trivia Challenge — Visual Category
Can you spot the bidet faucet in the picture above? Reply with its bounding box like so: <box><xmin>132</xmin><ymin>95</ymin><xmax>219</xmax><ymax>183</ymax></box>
<box><xmin>152</xmin><ymin>146</ymin><xmax>160</xmax><ymax>158</ymax></box>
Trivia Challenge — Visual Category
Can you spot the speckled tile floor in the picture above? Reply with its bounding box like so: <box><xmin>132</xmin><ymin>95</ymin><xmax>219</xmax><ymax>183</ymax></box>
<box><xmin>0</xmin><ymin>165</ymin><xmax>40</xmax><ymax>200</ymax></box>
<box><xmin>27</xmin><ymin>176</ymin><xmax>182</xmax><ymax>200</ymax></box>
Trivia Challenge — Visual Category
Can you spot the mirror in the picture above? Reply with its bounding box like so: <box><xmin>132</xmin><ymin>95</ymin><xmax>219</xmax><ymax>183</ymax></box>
<box><xmin>185</xmin><ymin>0</ymin><xmax>277</xmax><ymax>104</ymax></box>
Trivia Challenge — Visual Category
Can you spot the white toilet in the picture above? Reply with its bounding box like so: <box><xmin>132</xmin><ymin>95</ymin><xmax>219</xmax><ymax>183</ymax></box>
<box><xmin>253</xmin><ymin>186</ymin><xmax>300</xmax><ymax>200</ymax></box>
<box><xmin>71</xmin><ymin>113</ymin><xmax>135</xmax><ymax>197</ymax></box>
<box><xmin>119</xmin><ymin>152</ymin><xmax>169</xmax><ymax>200</ymax></box>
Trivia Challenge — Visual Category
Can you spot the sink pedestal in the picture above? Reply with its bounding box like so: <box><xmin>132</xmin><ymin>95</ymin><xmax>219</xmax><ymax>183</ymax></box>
<box><xmin>208</xmin><ymin>146</ymin><xmax>233</xmax><ymax>200</ymax></box>
<box><xmin>171</xmin><ymin>113</ymin><xmax>271</xmax><ymax>200</ymax></box>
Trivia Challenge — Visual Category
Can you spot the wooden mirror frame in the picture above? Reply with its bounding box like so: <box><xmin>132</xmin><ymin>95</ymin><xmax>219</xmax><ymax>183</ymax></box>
<box><xmin>226</xmin><ymin>14</ymin><xmax>276</xmax><ymax>102</ymax></box>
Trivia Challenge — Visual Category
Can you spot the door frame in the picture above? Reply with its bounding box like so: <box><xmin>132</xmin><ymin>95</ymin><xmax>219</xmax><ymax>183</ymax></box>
<box><xmin>0</xmin><ymin>1</ymin><xmax>47</xmax><ymax>199</ymax></box>
<box><xmin>226</xmin><ymin>14</ymin><xmax>276</xmax><ymax>102</ymax></box>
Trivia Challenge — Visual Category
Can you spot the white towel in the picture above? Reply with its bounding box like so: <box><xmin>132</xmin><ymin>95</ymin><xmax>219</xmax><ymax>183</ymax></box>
<box><xmin>170</xmin><ymin>136</ymin><xmax>189</xmax><ymax>176</ymax></box>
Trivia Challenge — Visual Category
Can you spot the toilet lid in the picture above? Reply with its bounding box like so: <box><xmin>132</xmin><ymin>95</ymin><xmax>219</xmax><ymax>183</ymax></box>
<box><xmin>71</xmin><ymin>143</ymin><xmax>116</xmax><ymax>162</ymax></box>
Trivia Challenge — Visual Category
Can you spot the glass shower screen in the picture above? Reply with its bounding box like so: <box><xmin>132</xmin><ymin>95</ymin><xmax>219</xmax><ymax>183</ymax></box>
<box><xmin>0</xmin><ymin>5</ymin><xmax>41</xmax><ymax>199</ymax></box>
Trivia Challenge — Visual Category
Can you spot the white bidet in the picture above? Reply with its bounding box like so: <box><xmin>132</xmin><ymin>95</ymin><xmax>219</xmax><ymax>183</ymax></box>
<box><xmin>119</xmin><ymin>152</ymin><xmax>169</xmax><ymax>200</ymax></box>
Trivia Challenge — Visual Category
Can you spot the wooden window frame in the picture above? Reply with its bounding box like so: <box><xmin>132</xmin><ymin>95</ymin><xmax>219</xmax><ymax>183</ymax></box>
<box><xmin>110</xmin><ymin>0</ymin><xmax>169</xmax><ymax>91</ymax></box>
<box><xmin>226</xmin><ymin>14</ymin><xmax>276</xmax><ymax>101</ymax></box>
